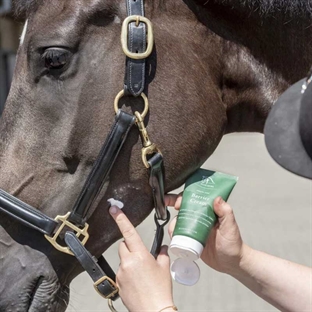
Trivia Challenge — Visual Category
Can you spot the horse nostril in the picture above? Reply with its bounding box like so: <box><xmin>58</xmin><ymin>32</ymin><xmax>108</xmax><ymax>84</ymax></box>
<box><xmin>63</xmin><ymin>156</ymin><xmax>80</xmax><ymax>174</ymax></box>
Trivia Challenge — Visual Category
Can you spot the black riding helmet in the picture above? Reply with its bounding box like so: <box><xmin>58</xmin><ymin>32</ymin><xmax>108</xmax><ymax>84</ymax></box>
<box><xmin>264</xmin><ymin>78</ymin><xmax>312</xmax><ymax>179</ymax></box>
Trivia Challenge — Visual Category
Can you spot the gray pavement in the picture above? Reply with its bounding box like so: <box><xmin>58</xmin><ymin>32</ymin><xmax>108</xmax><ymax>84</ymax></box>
<box><xmin>67</xmin><ymin>133</ymin><xmax>312</xmax><ymax>312</ymax></box>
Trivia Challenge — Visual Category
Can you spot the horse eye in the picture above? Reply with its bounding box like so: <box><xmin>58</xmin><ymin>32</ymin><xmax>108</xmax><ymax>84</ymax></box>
<box><xmin>42</xmin><ymin>48</ymin><xmax>72</xmax><ymax>70</ymax></box>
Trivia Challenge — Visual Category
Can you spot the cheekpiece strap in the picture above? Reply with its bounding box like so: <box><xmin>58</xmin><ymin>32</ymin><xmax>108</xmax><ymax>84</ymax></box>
<box><xmin>148</xmin><ymin>153</ymin><xmax>168</xmax><ymax>221</ymax></box>
<box><xmin>69</xmin><ymin>110</ymin><xmax>136</xmax><ymax>226</ymax></box>
<box><xmin>148</xmin><ymin>153</ymin><xmax>170</xmax><ymax>258</ymax></box>
<box><xmin>124</xmin><ymin>0</ymin><xmax>147</xmax><ymax>96</ymax></box>
<box><xmin>150</xmin><ymin>211</ymin><xmax>170</xmax><ymax>258</ymax></box>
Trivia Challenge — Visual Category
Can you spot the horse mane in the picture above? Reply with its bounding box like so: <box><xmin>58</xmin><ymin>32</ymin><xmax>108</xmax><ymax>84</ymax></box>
<box><xmin>12</xmin><ymin>0</ymin><xmax>312</xmax><ymax>18</ymax></box>
<box><xmin>196</xmin><ymin>0</ymin><xmax>312</xmax><ymax>17</ymax></box>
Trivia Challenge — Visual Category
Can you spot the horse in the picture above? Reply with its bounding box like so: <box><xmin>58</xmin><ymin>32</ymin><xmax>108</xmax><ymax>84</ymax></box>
<box><xmin>0</xmin><ymin>0</ymin><xmax>311</xmax><ymax>311</ymax></box>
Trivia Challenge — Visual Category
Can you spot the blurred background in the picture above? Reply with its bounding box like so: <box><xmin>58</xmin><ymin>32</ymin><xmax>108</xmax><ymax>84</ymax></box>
<box><xmin>0</xmin><ymin>0</ymin><xmax>23</xmax><ymax>114</ymax></box>
<box><xmin>0</xmin><ymin>3</ymin><xmax>311</xmax><ymax>311</ymax></box>
<box><xmin>68</xmin><ymin>133</ymin><xmax>311</xmax><ymax>312</ymax></box>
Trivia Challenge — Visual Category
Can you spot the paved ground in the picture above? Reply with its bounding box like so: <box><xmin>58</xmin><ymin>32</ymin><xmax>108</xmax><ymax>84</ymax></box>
<box><xmin>67</xmin><ymin>133</ymin><xmax>311</xmax><ymax>312</ymax></box>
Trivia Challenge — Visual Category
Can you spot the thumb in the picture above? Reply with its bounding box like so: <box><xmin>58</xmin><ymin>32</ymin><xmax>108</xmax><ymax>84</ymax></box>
<box><xmin>157</xmin><ymin>245</ymin><xmax>170</xmax><ymax>267</ymax></box>
<box><xmin>213</xmin><ymin>196</ymin><xmax>234</xmax><ymax>219</ymax></box>
<box><xmin>168</xmin><ymin>216</ymin><xmax>177</xmax><ymax>239</ymax></box>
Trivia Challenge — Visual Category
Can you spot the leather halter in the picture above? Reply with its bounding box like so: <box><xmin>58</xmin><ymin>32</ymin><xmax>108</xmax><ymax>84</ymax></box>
<box><xmin>0</xmin><ymin>0</ymin><xmax>169</xmax><ymax>308</ymax></box>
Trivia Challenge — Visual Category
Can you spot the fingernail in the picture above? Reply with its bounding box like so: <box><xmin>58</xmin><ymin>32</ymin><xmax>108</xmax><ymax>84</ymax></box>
<box><xmin>218</xmin><ymin>197</ymin><xmax>225</xmax><ymax>205</ymax></box>
<box><xmin>109</xmin><ymin>205</ymin><xmax>119</xmax><ymax>215</ymax></box>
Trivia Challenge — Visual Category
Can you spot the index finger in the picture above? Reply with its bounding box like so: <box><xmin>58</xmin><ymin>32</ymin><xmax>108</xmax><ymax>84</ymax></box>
<box><xmin>109</xmin><ymin>206</ymin><xmax>146</xmax><ymax>252</ymax></box>
<box><xmin>165</xmin><ymin>193</ymin><xmax>183</xmax><ymax>210</ymax></box>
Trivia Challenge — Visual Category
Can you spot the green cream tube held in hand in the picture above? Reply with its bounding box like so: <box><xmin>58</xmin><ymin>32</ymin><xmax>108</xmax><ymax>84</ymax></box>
<box><xmin>170</xmin><ymin>168</ymin><xmax>238</xmax><ymax>286</ymax></box>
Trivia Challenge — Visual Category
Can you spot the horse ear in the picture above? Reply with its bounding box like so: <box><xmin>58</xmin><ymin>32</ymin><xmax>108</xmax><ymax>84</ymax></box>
<box><xmin>12</xmin><ymin>0</ymin><xmax>40</xmax><ymax>19</ymax></box>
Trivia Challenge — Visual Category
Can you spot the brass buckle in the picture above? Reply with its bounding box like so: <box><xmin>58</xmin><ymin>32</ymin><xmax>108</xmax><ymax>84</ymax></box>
<box><xmin>94</xmin><ymin>276</ymin><xmax>119</xmax><ymax>299</ymax></box>
<box><xmin>44</xmin><ymin>212</ymin><xmax>89</xmax><ymax>256</ymax></box>
<box><xmin>121</xmin><ymin>15</ymin><xmax>154</xmax><ymax>59</ymax></box>
<box><xmin>114</xmin><ymin>90</ymin><xmax>149</xmax><ymax>118</ymax></box>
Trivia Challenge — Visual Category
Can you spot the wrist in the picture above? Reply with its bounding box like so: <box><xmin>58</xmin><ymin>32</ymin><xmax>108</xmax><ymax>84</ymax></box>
<box><xmin>228</xmin><ymin>243</ymin><xmax>254</xmax><ymax>277</ymax></box>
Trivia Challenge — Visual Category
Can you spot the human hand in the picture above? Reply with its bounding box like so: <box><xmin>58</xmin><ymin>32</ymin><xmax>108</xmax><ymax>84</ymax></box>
<box><xmin>109</xmin><ymin>206</ymin><xmax>176</xmax><ymax>312</ymax></box>
<box><xmin>166</xmin><ymin>195</ymin><xmax>245</xmax><ymax>275</ymax></box>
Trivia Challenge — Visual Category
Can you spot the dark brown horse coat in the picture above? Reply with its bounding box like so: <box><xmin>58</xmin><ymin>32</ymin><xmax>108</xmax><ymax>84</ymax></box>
<box><xmin>0</xmin><ymin>0</ymin><xmax>311</xmax><ymax>310</ymax></box>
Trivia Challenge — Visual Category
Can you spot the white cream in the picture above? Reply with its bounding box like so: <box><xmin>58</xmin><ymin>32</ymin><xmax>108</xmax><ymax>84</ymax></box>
<box><xmin>107</xmin><ymin>198</ymin><xmax>124</xmax><ymax>209</ymax></box>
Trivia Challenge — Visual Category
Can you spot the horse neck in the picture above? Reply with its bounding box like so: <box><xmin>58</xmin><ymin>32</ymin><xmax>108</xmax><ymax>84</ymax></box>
<box><xmin>201</xmin><ymin>2</ymin><xmax>311</xmax><ymax>77</ymax></box>
<box><xmin>187</xmin><ymin>0</ymin><xmax>312</xmax><ymax>133</ymax></box>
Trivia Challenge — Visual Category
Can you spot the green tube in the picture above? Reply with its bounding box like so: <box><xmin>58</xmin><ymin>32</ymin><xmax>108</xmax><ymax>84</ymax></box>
<box><xmin>173</xmin><ymin>169</ymin><xmax>238</xmax><ymax>247</ymax></box>
<box><xmin>170</xmin><ymin>169</ymin><xmax>238</xmax><ymax>286</ymax></box>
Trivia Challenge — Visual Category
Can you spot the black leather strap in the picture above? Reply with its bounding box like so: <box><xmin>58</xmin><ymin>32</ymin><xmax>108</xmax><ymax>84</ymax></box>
<box><xmin>65</xmin><ymin>231</ymin><xmax>119</xmax><ymax>300</ymax></box>
<box><xmin>0</xmin><ymin>189</ymin><xmax>58</xmax><ymax>236</ymax></box>
<box><xmin>148</xmin><ymin>153</ymin><xmax>170</xmax><ymax>258</ymax></box>
<box><xmin>148</xmin><ymin>153</ymin><xmax>168</xmax><ymax>221</ymax></box>
<box><xmin>69</xmin><ymin>111</ymin><xmax>136</xmax><ymax>226</ymax></box>
<box><xmin>124</xmin><ymin>0</ymin><xmax>146</xmax><ymax>96</ymax></box>
<box><xmin>150</xmin><ymin>211</ymin><xmax>170</xmax><ymax>258</ymax></box>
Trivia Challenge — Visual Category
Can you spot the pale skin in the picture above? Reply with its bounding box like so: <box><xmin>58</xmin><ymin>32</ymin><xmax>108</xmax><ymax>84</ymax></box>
<box><xmin>109</xmin><ymin>195</ymin><xmax>312</xmax><ymax>312</ymax></box>
<box><xmin>109</xmin><ymin>204</ymin><xmax>176</xmax><ymax>312</ymax></box>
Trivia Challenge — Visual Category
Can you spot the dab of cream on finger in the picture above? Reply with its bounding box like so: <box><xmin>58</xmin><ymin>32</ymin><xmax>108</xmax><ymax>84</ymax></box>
<box><xmin>107</xmin><ymin>198</ymin><xmax>124</xmax><ymax>209</ymax></box>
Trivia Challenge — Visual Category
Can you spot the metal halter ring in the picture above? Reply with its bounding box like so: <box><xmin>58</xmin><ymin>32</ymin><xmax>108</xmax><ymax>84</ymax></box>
<box><xmin>114</xmin><ymin>90</ymin><xmax>149</xmax><ymax>118</ymax></box>
<box><xmin>108</xmin><ymin>299</ymin><xmax>118</xmax><ymax>312</ymax></box>
<box><xmin>44</xmin><ymin>212</ymin><xmax>89</xmax><ymax>256</ymax></box>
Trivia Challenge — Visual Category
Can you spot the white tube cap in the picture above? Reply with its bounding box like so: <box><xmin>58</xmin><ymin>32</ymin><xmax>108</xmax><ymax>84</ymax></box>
<box><xmin>170</xmin><ymin>258</ymin><xmax>200</xmax><ymax>286</ymax></box>
<box><xmin>169</xmin><ymin>235</ymin><xmax>203</xmax><ymax>261</ymax></box>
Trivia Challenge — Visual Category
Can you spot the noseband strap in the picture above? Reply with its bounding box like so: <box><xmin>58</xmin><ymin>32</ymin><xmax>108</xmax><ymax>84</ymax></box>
<box><xmin>0</xmin><ymin>189</ymin><xmax>58</xmax><ymax>236</ymax></box>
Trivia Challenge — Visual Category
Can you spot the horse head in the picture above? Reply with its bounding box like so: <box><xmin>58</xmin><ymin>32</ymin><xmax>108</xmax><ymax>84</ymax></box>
<box><xmin>0</xmin><ymin>0</ymin><xmax>311</xmax><ymax>311</ymax></box>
